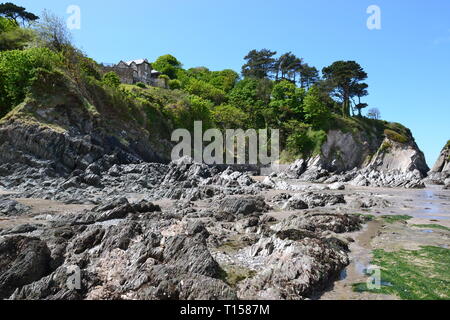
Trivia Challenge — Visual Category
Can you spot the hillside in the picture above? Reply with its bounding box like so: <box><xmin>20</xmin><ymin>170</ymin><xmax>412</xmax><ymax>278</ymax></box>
<box><xmin>0</xmin><ymin>48</ymin><xmax>429</xmax><ymax>190</ymax></box>
<box><xmin>0</xmin><ymin>19</ymin><xmax>430</xmax><ymax>190</ymax></box>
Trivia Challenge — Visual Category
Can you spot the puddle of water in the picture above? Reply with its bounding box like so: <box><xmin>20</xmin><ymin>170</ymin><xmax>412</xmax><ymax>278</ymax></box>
<box><xmin>420</xmin><ymin>229</ymin><xmax>434</xmax><ymax>233</ymax></box>
<box><xmin>416</xmin><ymin>215</ymin><xmax>450</xmax><ymax>220</ymax></box>
<box><xmin>94</xmin><ymin>219</ymin><xmax>122</xmax><ymax>227</ymax></box>
<box><xmin>339</xmin><ymin>269</ymin><xmax>347</xmax><ymax>280</ymax></box>
<box><xmin>354</xmin><ymin>261</ymin><xmax>368</xmax><ymax>275</ymax></box>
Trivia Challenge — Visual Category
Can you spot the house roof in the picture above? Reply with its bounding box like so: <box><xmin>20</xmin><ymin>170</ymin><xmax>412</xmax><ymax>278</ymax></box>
<box><xmin>124</xmin><ymin>59</ymin><xmax>150</xmax><ymax>66</ymax></box>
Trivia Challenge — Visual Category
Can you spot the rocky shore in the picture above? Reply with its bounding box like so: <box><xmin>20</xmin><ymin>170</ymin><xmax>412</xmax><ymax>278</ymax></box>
<box><xmin>0</xmin><ymin>102</ymin><xmax>446</xmax><ymax>300</ymax></box>
<box><xmin>0</xmin><ymin>156</ymin><xmax>368</xmax><ymax>300</ymax></box>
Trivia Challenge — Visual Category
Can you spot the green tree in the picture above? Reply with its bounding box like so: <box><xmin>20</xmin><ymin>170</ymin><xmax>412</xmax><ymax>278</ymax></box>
<box><xmin>241</xmin><ymin>49</ymin><xmax>277</xmax><ymax>79</ymax></box>
<box><xmin>351</xmin><ymin>82</ymin><xmax>369</xmax><ymax>116</ymax></box>
<box><xmin>185</xmin><ymin>78</ymin><xmax>226</xmax><ymax>105</ymax></box>
<box><xmin>299</xmin><ymin>64</ymin><xmax>319</xmax><ymax>89</ymax></box>
<box><xmin>269</xmin><ymin>80</ymin><xmax>305</xmax><ymax>124</ymax></box>
<box><xmin>168</xmin><ymin>79</ymin><xmax>182</xmax><ymax>90</ymax></box>
<box><xmin>0</xmin><ymin>2</ymin><xmax>39</xmax><ymax>26</ymax></box>
<box><xmin>322</xmin><ymin>60</ymin><xmax>368</xmax><ymax>117</ymax></box>
<box><xmin>228</xmin><ymin>78</ymin><xmax>272</xmax><ymax>128</ymax></box>
<box><xmin>152</xmin><ymin>54</ymin><xmax>182</xmax><ymax>79</ymax></box>
<box><xmin>213</xmin><ymin>104</ymin><xmax>248</xmax><ymax>129</ymax></box>
<box><xmin>79</xmin><ymin>56</ymin><xmax>101</xmax><ymax>80</ymax></box>
<box><xmin>275</xmin><ymin>52</ymin><xmax>302</xmax><ymax>82</ymax></box>
<box><xmin>303</xmin><ymin>86</ymin><xmax>331</xmax><ymax>128</ymax></box>
<box><xmin>181</xmin><ymin>67</ymin><xmax>239</xmax><ymax>93</ymax></box>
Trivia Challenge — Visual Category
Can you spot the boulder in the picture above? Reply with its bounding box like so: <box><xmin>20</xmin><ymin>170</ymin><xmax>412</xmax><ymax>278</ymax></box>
<box><xmin>0</xmin><ymin>236</ymin><xmax>51</xmax><ymax>299</ymax></box>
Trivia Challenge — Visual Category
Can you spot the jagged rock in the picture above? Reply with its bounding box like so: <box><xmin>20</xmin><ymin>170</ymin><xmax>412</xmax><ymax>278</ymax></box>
<box><xmin>329</xmin><ymin>182</ymin><xmax>345</xmax><ymax>190</ymax></box>
<box><xmin>93</xmin><ymin>198</ymin><xmax>161</xmax><ymax>222</ymax></box>
<box><xmin>68</xmin><ymin>226</ymin><xmax>105</xmax><ymax>254</ymax></box>
<box><xmin>0</xmin><ymin>236</ymin><xmax>51</xmax><ymax>299</ymax></box>
<box><xmin>282</xmin><ymin>197</ymin><xmax>308</xmax><ymax>210</ymax></box>
<box><xmin>273</xmin><ymin>213</ymin><xmax>363</xmax><ymax>234</ymax></box>
<box><xmin>163</xmin><ymin>235</ymin><xmax>221</xmax><ymax>278</ymax></box>
<box><xmin>0</xmin><ymin>224</ymin><xmax>40</xmax><ymax>236</ymax></box>
<box><xmin>218</xmin><ymin>196</ymin><xmax>270</xmax><ymax>217</ymax></box>
<box><xmin>0</xmin><ymin>198</ymin><xmax>30</xmax><ymax>216</ymax></box>
<box><xmin>349</xmin><ymin>196</ymin><xmax>391</xmax><ymax>209</ymax></box>
<box><xmin>431</xmin><ymin>141</ymin><xmax>450</xmax><ymax>174</ymax></box>
<box><xmin>186</xmin><ymin>221</ymin><xmax>210</xmax><ymax>239</ymax></box>
<box><xmin>282</xmin><ymin>192</ymin><xmax>345</xmax><ymax>210</ymax></box>
<box><xmin>236</xmin><ymin>235</ymin><xmax>349</xmax><ymax>300</ymax></box>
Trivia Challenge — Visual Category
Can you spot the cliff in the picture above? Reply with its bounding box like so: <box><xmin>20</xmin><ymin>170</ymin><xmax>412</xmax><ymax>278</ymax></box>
<box><xmin>0</xmin><ymin>68</ymin><xmax>430</xmax><ymax>190</ymax></box>
<box><xmin>283</xmin><ymin>118</ymin><xmax>429</xmax><ymax>188</ymax></box>
<box><xmin>0</xmin><ymin>69</ymin><xmax>172</xmax><ymax>184</ymax></box>
<box><xmin>428</xmin><ymin>141</ymin><xmax>450</xmax><ymax>187</ymax></box>
<box><xmin>431</xmin><ymin>141</ymin><xmax>450</xmax><ymax>173</ymax></box>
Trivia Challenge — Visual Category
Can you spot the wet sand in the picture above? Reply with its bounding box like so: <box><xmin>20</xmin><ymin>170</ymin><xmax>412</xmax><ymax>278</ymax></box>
<box><xmin>317</xmin><ymin>184</ymin><xmax>450</xmax><ymax>300</ymax></box>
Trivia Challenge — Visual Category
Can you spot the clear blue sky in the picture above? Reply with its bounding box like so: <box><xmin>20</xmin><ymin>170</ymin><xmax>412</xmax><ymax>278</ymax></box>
<box><xmin>13</xmin><ymin>0</ymin><xmax>450</xmax><ymax>166</ymax></box>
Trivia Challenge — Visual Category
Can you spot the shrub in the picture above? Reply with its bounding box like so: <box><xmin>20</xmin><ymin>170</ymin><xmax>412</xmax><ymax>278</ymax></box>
<box><xmin>380</xmin><ymin>141</ymin><xmax>392</xmax><ymax>153</ymax></box>
<box><xmin>79</xmin><ymin>57</ymin><xmax>101</xmax><ymax>80</ymax></box>
<box><xmin>102</xmin><ymin>71</ymin><xmax>121</xmax><ymax>88</ymax></box>
<box><xmin>0</xmin><ymin>47</ymin><xmax>62</xmax><ymax>117</ymax></box>
<box><xmin>168</xmin><ymin>79</ymin><xmax>182</xmax><ymax>90</ymax></box>
<box><xmin>213</xmin><ymin>104</ymin><xmax>248</xmax><ymax>129</ymax></box>
<box><xmin>0</xmin><ymin>17</ymin><xmax>35</xmax><ymax>51</ymax></box>
<box><xmin>285</xmin><ymin>121</ymin><xmax>327</xmax><ymax>158</ymax></box>
<box><xmin>384</xmin><ymin>129</ymin><xmax>409</xmax><ymax>144</ymax></box>
<box><xmin>185</xmin><ymin>78</ymin><xmax>226</xmax><ymax>105</ymax></box>
<box><xmin>136</xmin><ymin>82</ymin><xmax>147</xmax><ymax>89</ymax></box>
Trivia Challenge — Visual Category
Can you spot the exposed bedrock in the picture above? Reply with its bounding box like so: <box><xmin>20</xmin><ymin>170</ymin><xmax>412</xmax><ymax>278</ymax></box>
<box><xmin>0</xmin><ymin>191</ymin><xmax>365</xmax><ymax>300</ymax></box>
<box><xmin>427</xmin><ymin>141</ymin><xmax>450</xmax><ymax>187</ymax></box>
<box><xmin>281</xmin><ymin>129</ymin><xmax>429</xmax><ymax>189</ymax></box>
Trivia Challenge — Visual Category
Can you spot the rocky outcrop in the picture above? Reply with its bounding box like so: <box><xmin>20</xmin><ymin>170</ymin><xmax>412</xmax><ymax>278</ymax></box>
<box><xmin>0</xmin><ymin>193</ymin><xmax>365</xmax><ymax>300</ymax></box>
<box><xmin>428</xmin><ymin>141</ymin><xmax>450</xmax><ymax>187</ymax></box>
<box><xmin>0</xmin><ymin>75</ymin><xmax>172</xmax><ymax>181</ymax></box>
<box><xmin>0</xmin><ymin>236</ymin><xmax>51</xmax><ymax>299</ymax></box>
<box><xmin>282</xmin><ymin>126</ymin><xmax>429</xmax><ymax>189</ymax></box>
<box><xmin>431</xmin><ymin>141</ymin><xmax>450</xmax><ymax>173</ymax></box>
<box><xmin>227</xmin><ymin>213</ymin><xmax>363</xmax><ymax>300</ymax></box>
<box><xmin>0</xmin><ymin>197</ymin><xmax>30</xmax><ymax>216</ymax></box>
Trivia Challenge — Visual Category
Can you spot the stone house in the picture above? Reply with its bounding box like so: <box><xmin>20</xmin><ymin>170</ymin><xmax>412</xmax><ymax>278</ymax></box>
<box><xmin>101</xmin><ymin>59</ymin><xmax>165</xmax><ymax>87</ymax></box>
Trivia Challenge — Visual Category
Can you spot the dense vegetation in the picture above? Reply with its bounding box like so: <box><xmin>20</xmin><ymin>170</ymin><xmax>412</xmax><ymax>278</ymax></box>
<box><xmin>0</xmin><ymin>3</ymin><xmax>409</xmax><ymax>161</ymax></box>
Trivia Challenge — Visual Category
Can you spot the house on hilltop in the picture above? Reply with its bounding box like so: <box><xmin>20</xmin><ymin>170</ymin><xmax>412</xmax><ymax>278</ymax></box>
<box><xmin>101</xmin><ymin>59</ymin><xmax>165</xmax><ymax>87</ymax></box>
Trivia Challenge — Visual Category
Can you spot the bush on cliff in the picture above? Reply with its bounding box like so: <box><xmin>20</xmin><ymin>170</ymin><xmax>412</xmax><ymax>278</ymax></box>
<box><xmin>0</xmin><ymin>47</ymin><xmax>62</xmax><ymax>117</ymax></box>
<box><xmin>0</xmin><ymin>16</ymin><xmax>35</xmax><ymax>51</ymax></box>
<box><xmin>384</xmin><ymin>129</ymin><xmax>409</xmax><ymax>144</ymax></box>
<box><xmin>102</xmin><ymin>71</ymin><xmax>121</xmax><ymax>88</ymax></box>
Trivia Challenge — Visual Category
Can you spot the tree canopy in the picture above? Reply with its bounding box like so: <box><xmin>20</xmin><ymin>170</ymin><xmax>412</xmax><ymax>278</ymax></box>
<box><xmin>241</xmin><ymin>49</ymin><xmax>277</xmax><ymax>79</ymax></box>
<box><xmin>152</xmin><ymin>54</ymin><xmax>182</xmax><ymax>79</ymax></box>
<box><xmin>0</xmin><ymin>2</ymin><xmax>38</xmax><ymax>26</ymax></box>
<box><xmin>322</xmin><ymin>60</ymin><xmax>368</xmax><ymax>117</ymax></box>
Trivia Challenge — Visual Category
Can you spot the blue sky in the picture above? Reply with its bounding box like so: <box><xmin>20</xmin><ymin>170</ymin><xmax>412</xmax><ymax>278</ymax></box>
<box><xmin>13</xmin><ymin>0</ymin><xmax>450</xmax><ymax>166</ymax></box>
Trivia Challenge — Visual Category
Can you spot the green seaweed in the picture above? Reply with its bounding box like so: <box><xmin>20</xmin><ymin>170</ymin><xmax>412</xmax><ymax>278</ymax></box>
<box><xmin>352</xmin><ymin>246</ymin><xmax>450</xmax><ymax>300</ymax></box>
